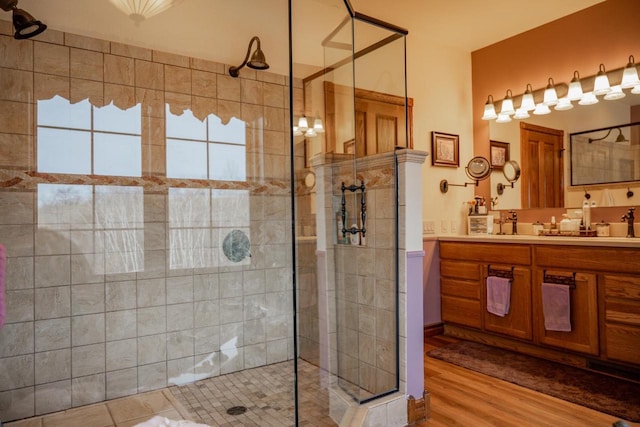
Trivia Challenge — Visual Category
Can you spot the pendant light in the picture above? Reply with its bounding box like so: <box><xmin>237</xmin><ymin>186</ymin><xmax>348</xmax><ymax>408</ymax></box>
<box><xmin>621</xmin><ymin>55</ymin><xmax>640</xmax><ymax>89</ymax></box>
<box><xmin>543</xmin><ymin>78</ymin><xmax>558</xmax><ymax>106</ymax></box>
<box><xmin>499</xmin><ymin>90</ymin><xmax>515</xmax><ymax>116</ymax></box>
<box><xmin>520</xmin><ymin>84</ymin><xmax>536</xmax><ymax>111</ymax></box>
<box><xmin>567</xmin><ymin>71</ymin><xmax>584</xmax><ymax>101</ymax></box>
<box><xmin>481</xmin><ymin>95</ymin><xmax>497</xmax><ymax>120</ymax></box>
<box><xmin>593</xmin><ymin>64</ymin><xmax>611</xmax><ymax>95</ymax></box>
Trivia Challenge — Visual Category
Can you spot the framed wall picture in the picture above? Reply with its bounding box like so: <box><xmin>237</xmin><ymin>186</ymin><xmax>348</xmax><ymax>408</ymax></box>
<box><xmin>431</xmin><ymin>131</ymin><xmax>459</xmax><ymax>167</ymax></box>
<box><xmin>490</xmin><ymin>140</ymin><xmax>510</xmax><ymax>170</ymax></box>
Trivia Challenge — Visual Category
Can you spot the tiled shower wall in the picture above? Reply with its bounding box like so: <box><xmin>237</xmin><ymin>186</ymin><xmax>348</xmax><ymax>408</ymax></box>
<box><xmin>0</xmin><ymin>25</ymin><xmax>294</xmax><ymax>422</ymax></box>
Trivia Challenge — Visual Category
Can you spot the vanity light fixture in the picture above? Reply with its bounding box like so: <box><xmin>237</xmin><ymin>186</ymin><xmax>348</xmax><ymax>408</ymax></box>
<box><xmin>0</xmin><ymin>0</ymin><xmax>47</xmax><ymax>39</ymax></box>
<box><xmin>578</xmin><ymin>91</ymin><xmax>599</xmax><ymax>106</ymax></box>
<box><xmin>567</xmin><ymin>71</ymin><xmax>584</xmax><ymax>101</ymax></box>
<box><xmin>621</xmin><ymin>55</ymin><xmax>640</xmax><ymax>89</ymax></box>
<box><xmin>533</xmin><ymin>103</ymin><xmax>551</xmax><ymax>115</ymax></box>
<box><xmin>604</xmin><ymin>85</ymin><xmax>625</xmax><ymax>101</ymax></box>
<box><xmin>482</xmin><ymin>55</ymin><xmax>639</xmax><ymax>124</ymax></box>
<box><xmin>593</xmin><ymin>64</ymin><xmax>611</xmax><ymax>95</ymax></box>
<box><xmin>293</xmin><ymin>115</ymin><xmax>324</xmax><ymax>137</ymax></box>
<box><xmin>481</xmin><ymin>95</ymin><xmax>498</xmax><ymax>120</ymax></box>
<box><xmin>499</xmin><ymin>90</ymin><xmax>515</xmax><ymax>116</ymax></box>
<box><xmin>520</xmin><ymin>84</ymin><xmax>536</xmax><ymax>111</ymax></box>
<box><xmin>543</xmin><ymin>78</ymin><xmax>558</xmax><ymax>106</ymax></box>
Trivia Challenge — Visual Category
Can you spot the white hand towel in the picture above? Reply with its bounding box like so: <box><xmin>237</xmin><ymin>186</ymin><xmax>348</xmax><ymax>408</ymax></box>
<box><xmin>486</xmin><ymin>276</ymin><xmax>511</xmax><ymax>317</ymax></box>
<box><xmin>541</xmin><ymin>282</ymin><xmax>572</xmax><ymax>332</ymax></box>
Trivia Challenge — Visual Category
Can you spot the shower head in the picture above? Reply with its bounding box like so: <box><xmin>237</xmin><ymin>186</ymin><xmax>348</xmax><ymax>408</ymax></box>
<box><xmin>229</xmin><ymin>36</ymin><xmax>269</xmax><ymax>78</ymax></box>
<box><xmin>0</xmin><ymin>0</ymin><xmax>47</xmax><ymax>39</ymax></box>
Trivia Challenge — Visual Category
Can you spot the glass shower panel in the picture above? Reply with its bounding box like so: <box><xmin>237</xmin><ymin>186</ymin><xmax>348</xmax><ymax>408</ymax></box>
<box><xmin>292</xmin><ymin>0</ymin><xmax>408</xmax><ymax>423</ymax></box>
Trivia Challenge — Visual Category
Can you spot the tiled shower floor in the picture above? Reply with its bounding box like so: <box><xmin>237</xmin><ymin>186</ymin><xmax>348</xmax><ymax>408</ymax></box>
<box><xmin>5</xmin><ymin>360</ymin><xmax>336</xmax><ymax>427</ymax></box>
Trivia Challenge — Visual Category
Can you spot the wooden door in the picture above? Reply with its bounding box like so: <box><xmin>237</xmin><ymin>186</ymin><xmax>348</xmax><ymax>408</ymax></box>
<box><xmin>324</xmin><ymin>82</ymin><xmax>413</xmax><ymax>156</ymax></box>
<box><xmin>520</xmin><ymin>122</ymin><xmax>564</xmax><ymax>208</ymax></box>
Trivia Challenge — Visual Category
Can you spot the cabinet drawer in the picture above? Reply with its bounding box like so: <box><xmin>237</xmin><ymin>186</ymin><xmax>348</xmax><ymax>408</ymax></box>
<box><xmin>604</xmin><ymin>275</ymin><xmax>640</xmax><ymax>299</ymax></box>
<box><xmin>605</xmin><ymin>324</ymin><xmax>640</xmax><ymax>365</ymax></box>
<box><xmin>440</xmin><ymin>242</ymin><xmax>531</xmax><ymax>265</ymax></box>
<box><xmin>535</xmin><ymin>246</ymin><xmax>640</xmax><ymax>274</ymax></box>
<box><xmin>441</xmin><ymin>260</ymin><xmax>480</xmax><ymax>280</ymax></box>
<box><xmin>441</xmin><ymin>277</ymin><xmax>480</xmax><ymax>300</ymax></box>
<box><xmin>442</xmin><ymin>295</ymin><xmax>481</xmax><ymax>328</ymax></box>
<box><xmin>605</xmin><ymin>300</ymin><xmax>640</xmax><ymax>326</ymax></box>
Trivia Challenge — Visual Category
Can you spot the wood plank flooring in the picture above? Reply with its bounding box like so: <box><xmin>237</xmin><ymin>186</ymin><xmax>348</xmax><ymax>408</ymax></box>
<box><xmin>416</xmin><ymin>335</ymin><xmax>638</xmax><ymax>427</ymax></box>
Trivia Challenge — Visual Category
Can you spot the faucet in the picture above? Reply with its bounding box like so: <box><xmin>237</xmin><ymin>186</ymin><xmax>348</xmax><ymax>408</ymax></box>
<box><xmin>505</xmin><ymin>210</ymin><xmax>518</xmax><ymax>235</ymax></box>
<box><xmin>622</xmin><ymin>207</ymin><xmax>635</xmax><ymax>238</ymax></box>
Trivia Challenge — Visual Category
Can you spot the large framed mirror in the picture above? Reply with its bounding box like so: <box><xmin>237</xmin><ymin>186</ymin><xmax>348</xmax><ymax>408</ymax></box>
<box><xmin>570</xmin><ymin>122</ymin><xmax>640</xmax><ymax>186</ymax></box>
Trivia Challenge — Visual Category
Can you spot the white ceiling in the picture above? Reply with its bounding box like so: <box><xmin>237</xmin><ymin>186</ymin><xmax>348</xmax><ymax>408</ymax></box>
<box><xmin>3</xmin><ymin>0</ymin><xmax>604</xmax><ymax>77</ymax></box>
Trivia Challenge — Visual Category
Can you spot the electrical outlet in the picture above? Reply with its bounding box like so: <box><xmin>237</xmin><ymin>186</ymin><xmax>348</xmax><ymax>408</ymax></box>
<box><xmin>440</xmin><ymin>220</ymin><xmax>449</xmax><ymax>233</ymax></box>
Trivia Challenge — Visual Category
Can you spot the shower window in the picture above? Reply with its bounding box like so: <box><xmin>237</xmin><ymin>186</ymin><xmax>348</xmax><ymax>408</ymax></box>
<box><xmin>37</xmin><ymin>95</ymin><xmax>142</xmax><ymax>177</ymax></box>
<box><xmin>165</xmin><ymin>106</ymin><xmax>247</xmax><ymax>182</ymax></box>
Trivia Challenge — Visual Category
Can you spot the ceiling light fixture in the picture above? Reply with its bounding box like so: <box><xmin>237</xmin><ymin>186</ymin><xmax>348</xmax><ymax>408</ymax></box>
<box><xmin>0</xmin><ymin>0</ymin><xmax>47</xmax><ymax>39</ymax></box>
<box><xmin>293</xmin><ymin>115</ymin><xmax>324</xmax><ymax>138</ymax></box>
<box><xmin>109</xmin><ymin>0</ymin><xmax>182</xmax><ymax>22</ymax></box>
<box><xmin>229</xmin><ymin>36</ymin><xmax>269</xmax><ymax>78</ymax></box>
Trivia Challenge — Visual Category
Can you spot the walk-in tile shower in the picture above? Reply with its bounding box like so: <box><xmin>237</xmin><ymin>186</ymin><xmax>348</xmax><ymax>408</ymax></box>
<box><xmin>0</xmin><ymin>1</ymin><xmax>409</xmax><ymax>425</ymax></box>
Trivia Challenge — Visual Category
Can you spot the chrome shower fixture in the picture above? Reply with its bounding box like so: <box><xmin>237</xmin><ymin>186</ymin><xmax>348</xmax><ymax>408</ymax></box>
<box><xmin>0</xmin><ymin>0</ymin><xmax>47</xmax><ymax>39</ymax></box>
<box><xmin>229</xmin><ymin>36</ymin><xmax>269</xmax><ymax>77</ymax></box>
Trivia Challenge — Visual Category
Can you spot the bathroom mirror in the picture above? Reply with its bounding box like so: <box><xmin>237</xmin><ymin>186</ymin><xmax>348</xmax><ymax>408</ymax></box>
<box><xmin>489</xmin><ymin>90</ymin><xmax>640</xmax><ymax>207</ymax></box>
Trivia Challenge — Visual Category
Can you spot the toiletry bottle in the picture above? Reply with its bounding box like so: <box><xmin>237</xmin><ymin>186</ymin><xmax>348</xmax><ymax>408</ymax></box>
<box><xmin>532</xmin><ymin>221</ymin><xmax>544</xmax><ymax>236</ymax></box>
<box><xmin>582</xmin><ymin>200</ymin><xmax>591</xmax><ymax>230</ymax></box>
<box><xmin>550</xmin><ymin>216</ymin><xmax>557</xmax><ymax>232</ymax></box>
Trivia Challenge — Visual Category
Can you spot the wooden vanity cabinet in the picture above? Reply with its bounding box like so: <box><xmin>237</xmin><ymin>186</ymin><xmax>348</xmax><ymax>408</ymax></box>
<box><xmin>602</xmin><ymin>275</ymin><xmax>640</xmax><ymax>365</ymax></box>
<box><xmin>440</xmin><ymin>242</ymin><xmax>532</xmax><ymax>339</ymax></box>
<box><xmin>532</xmin><ymin>269</ymin><xmax>599</xmax><ymax>356</ymax></box>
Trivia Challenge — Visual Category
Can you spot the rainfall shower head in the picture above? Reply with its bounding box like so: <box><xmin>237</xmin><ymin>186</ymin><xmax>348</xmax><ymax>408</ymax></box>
<box><xmin>229</xmin><ymin>36</ymin><xmax>269</xmax><ymax>78</ymax></box>
<box><xmin>0</xmin><ymin>0</ymin><xmax>47</xmax><ymax>39</ymax></box>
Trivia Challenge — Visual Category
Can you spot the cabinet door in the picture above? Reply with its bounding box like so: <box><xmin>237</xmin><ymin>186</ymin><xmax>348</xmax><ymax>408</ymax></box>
<box><xmin>483</xmin><ymin>266</ymin><xmax>532</xmax><ymax>340</ymax></box>
<box><xmin>533</xmin><ymin>270</ymin><xmax>599</xmax><ymax>355</ymax></box>
<box><xmin>603</xmin><ymin>275</ymin><xmax>640</xmax><ymax>365</ymax></box>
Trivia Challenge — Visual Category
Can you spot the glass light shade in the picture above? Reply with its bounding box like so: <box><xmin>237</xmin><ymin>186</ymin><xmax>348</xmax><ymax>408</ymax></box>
<box><xmin>313</xmin><ymin>117</ymin><xmax>325</xmax><ymax>133</ymax></box>
<box><xmin>543</xmin><ymin>78</ymin><xmax>558</xmax><ymax>106</ymax></box>
<box><xmin>578</xmin><ymin>91</ymin><xmax>599</xmax><ymax>105</ymax></box>
<box><xmin>533</xmin><ymin>103</ymin><xmax>551</xmax><ymax>115</ymax></box>
<box><xmin>567</xmin><ymin>71</ymin><xmax>584</xmax><ymax>101</ymax></box>
<box><xmin>304</xmin><ymin>128</ymin><xmax>317</xmax><ymax>137</ymax></box>
<box><xmin>621</xmin><ymin>56</ymin><xmax>640</xmax><ymax>89</ymax></box>
<box><xmin>482</xmin><ymin>102</ymin><xmax>497</xmax><ymax>120</ymax></box>
<box><xmin>513</xmin><ymin>108</ymin><xmax>530</xmax><ymax>119</ymax></box>
<box><xmin>554</xmin><ymin>98</ymin><xmax>573</xmax><ymax>111</ymax></box>
<box><xmin>604</xmin><ymin>85</ymin><xmax>625</xmax><ymax>101</ymax></box>
<box><xmin>297</xmin><ymin>116</ymin><xmax>309</xmax><ymax>131</ymax></box>
<box><xmin>109</xmin><ymin>0</ymin><xmax>181</xmax><ymax>21</ymax></box>
<box><xmin>632</xmin><ymin>84</ymin><xmax>640</xmax><ymax>95</ymax></box>
<box><xmin>293</xmin><ymin>126</ymin><xmax>303</xmax><ymax>136</ymax></box>
<box><xmin>496</xmin><ymin>113</ymin><xmax>512</xmax><ymax>123</ymax></box>
<box><xmin>499</xmin><ymin>90</ymin><xmax>515</xmax><ymax>115</ymax></box>
<box><xmin>593</xmin><ymin>64</ymin><xmax>611</xmax><ymax>95</ymax></box>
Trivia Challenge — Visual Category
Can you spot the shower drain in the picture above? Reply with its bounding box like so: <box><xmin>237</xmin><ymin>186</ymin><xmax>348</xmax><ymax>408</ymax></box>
<box><xmin>226</xmin><ymin>406</ymin><xmax>247</xmax><ymax>416</ymax></box>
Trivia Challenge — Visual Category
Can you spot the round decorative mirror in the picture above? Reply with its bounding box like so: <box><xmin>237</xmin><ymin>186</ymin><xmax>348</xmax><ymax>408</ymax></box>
<box><xmin>497</xmin><ymin>160</ymin><xmax>521</xmax><ymax>195</ymax></box>
<box><xmin>466</xmin><ymin>156</ymin><xmax>492</xmax><ymax>181</ymax></box>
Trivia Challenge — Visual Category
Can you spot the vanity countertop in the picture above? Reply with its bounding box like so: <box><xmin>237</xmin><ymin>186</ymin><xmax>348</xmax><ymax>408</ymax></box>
<box><xmin>433</xmin><ymin>234</ymin><xmax>640</xmax><ymax>248</ymax></box>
